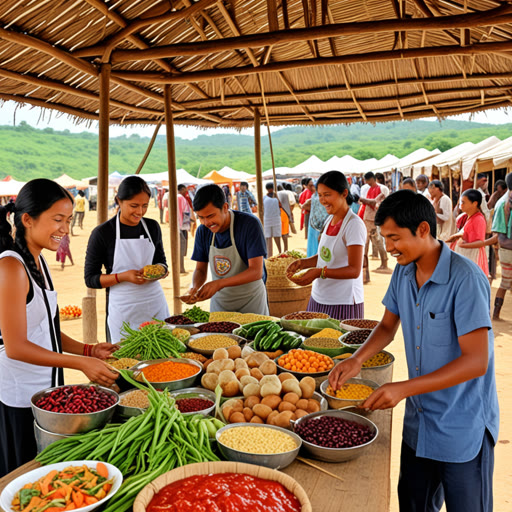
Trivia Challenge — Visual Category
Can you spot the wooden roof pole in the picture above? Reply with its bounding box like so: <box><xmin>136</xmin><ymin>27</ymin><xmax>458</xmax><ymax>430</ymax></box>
<box><xmin>135</xmin><ymin>119</ymin><xmax>163</xmax><ymax>174</ymax></box>
<box><xmin>164</xmin><ymin>85</ymin><xmax>182</xmax><ymax>315</ymax></box>
<box><xmin>254</xmin><ymin>110</ymin><xmax>264</xmax><ymax>225</ymax></box>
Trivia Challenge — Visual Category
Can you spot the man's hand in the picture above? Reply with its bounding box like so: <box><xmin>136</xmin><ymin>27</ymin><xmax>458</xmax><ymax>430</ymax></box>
<box><xmin>180</xmin><ymin>287</ymin><xmax>199</xmax><ymax>304</ymax></box>
<box><xmin>361</xmin><ymin>382</ymin><xmax>407</xmax><ymax>410</ymax></box>
<box><xmin>195</xmin><ymin>280</ymin><xmax>222</xmax><ymax>301</ymax></box>
<box><xmin>328</xmin><ymin>356</ymin><xmax>363</xmax><ymax>389</ymax></box>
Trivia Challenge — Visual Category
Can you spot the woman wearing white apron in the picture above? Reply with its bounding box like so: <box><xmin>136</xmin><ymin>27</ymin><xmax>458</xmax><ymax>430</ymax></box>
<box><xmin>85</xmin><ymin>176</ymin><xmax>169</xmax><ymax>343</ymax></box>
<box><xmin>183</xmin><ymin>184</ymin><xmax>269</xmax><ymax>315</ymax></box>
<box><xmin>0</xmin><ymin>180</ymin><xmax>117</xmax><ymax>476</ymax></box>
<box><xmin>287</xmin><ymin>171</ymin><xmax>367</xmax><ymax>320</ymax></box>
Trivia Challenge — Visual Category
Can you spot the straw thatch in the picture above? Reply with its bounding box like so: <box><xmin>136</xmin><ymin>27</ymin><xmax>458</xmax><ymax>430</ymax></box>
<box><xmin>2</xmin><ymin>0</ymin><xmax>512</xmax><ymax>128</ymax></box>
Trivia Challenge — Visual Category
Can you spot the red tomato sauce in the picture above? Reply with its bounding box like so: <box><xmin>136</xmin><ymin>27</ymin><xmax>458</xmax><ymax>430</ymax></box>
<box><xmin>146</xmin><ymin>472</ymin><xmax>302</xmax><ymax>512</ymax></box>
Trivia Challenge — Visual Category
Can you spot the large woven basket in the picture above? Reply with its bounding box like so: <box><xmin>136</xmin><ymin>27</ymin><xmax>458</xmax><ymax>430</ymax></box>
<box><xmin>133</xmin><ymin>461</ymin><xmax>312</xmax><ymax>511</ymax></box>
<box><xmin>266</xmin><ymin>255</ymin><xmax>301</xmax><ymax>288</ymax></box>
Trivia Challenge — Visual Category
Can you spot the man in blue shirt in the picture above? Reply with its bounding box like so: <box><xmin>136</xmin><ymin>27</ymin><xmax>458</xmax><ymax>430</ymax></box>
<box><xmin>233</xmin><ymin>181</ymin><xmax>257</xmax><ymax>214</ymax></box>
<box><xmin>329</xmin><ymin>190</ymin><xmax>499</xmax><ymax>512</ymax></box>
<box><xmin>182</xmin><ymin>184</ymin><xmax>269</xmax><ymax>314</ymax></box>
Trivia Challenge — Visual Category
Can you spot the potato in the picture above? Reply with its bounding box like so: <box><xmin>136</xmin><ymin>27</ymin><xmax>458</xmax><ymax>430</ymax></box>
<box><xmin>206</xmin><ymin>360</ymin><xmax>223</xmax><ymax>374</ymax></box>
<box><xmin>259</xmin><ymin>360</ymin><xmax>277</xmax><ymax>375</ymax></box>
<box><xmin>244</xmin><ymin>396</ymin><xmax>261</xmax><ymax>409</ymax></box>
<box><xmin>250</xmin><ymin>368</ymin><xmax>264</xmax><ymax>380</ymax></box>
<box><xmin>203</xmin><ymin>359</ymin><xmax>214</xmax><ymax>370</ymax></box>
<box><xmin>235</xmin><ymin>368</ymin><xmax>250</xmax><ymax>380</ymax></box>
<box><xmin>221</xmin><ymin>380</ymin><xmax>241</xmax><ymax>397</ymax></box>
<box><xmin>266</xmin><ymin>410</ymin><xmax>279</xmax><ymax>425</ymax></box>
<box><xmin>234</xmin><ymin>358</ymin><xmax>248</xmax><ymax>370</ymax></box>
<box><xmin>230</xmin><ymin>412</ymin><xmax>246</xmax><ymax>423</ymax></box>
<box><xmin>281</xmin><ymin>379</ymin><xmax>302</xmax><ymax>397</ymax></box>
<box><xmin>242</xmin><ymin>383</ymin><xmax>261</xmax><ymax>398</ymax></box>
<box><xmin>261</xmin><ymin>394</ymin><xmax>281</xmax><ymax>410</ymax></box>
<box><xmin>213</xmin><ymin>348</ymin><xmax>229</xmax><ymax>360</ymax></box>
<box><xmin>295</xmin><ymin>409</ymin><xmax>308</xmax><ymax>419</ymax></box>
<box><xmin>259</xmin><ymin>375</ymin><xmax>281</xmax><ymax>387</ymax></box>
<box><xmin>274</xmin><ymin>411</ymin><xmax>294</xmax><ymax>428</ymax></box>
<box><xmin>278</xmin><ymin>401</ymin><xmax>296</xmax><ymax>412</ymax></box>
<box><xmin>243</xmin><ymin>407</ymin><xmax>254</xmax><ymax>421</ymax></box>
<box><xmin>296</xmin><ymin>399</ymin><xmax>309</xmax><ymax>411</ymax></box>
<box><xmin>306</xmin><ymin>399</ymin><xmax>321</xmax><ymax>413</ymax></box>
<box><xmin>283</xmin><ymin>392</ymin><xmax>300</xmax><ymax>405</ymax></box>
<box><xmin>240</xmin><ymin>375</ymin><xmax>259</xmax><ymax>388</ymax></box>
<box><xmin>227</xmin><ymin>345</ymin><xmax>242</xmax><ymax>359</ymax></box>
<box><xmin>278</xmin><ymin>372</ymin><xmax>296</xmax><ymax>383</ymax></box>
<box><xmin>260</xmin><ymin>381</ymin><xmax>282</xmax><ymax>398</ymax></box>
<box><xmin>201</xmin><ymin>373</ymin><xmax>218</xmax><ymax>391</ymax></box>
<box><xmin>250</xmin><ymin>415</ymin><xmax>264</xmax><ymax>424</ymax></box>
<box><xmin>218</xmin><ymin>359</ymin><xmax>235</xmax><ymax>372</ymax></box>
<box><xmin>222</xmin><ymin>405</ymin><xmax>233</xmax><ymax>422</ymax></box>
<box><xmin>218</xmin><ymin>370</ymin><xmax>237</xmax><ymax>385</ymax></box>
<box><xmin>252</xmin><ymin>403</ymin><xmax>273</xmax><ymax>420</ymax></box>
<box><xmin>245</xmin><ymin>352</ymin><xmax>269</xmax><ymax>368</ymax></box>
<box><xmin>299</xmin><ymin>376</ymin><xmax>316</xmax><ymax>399</ymax></box>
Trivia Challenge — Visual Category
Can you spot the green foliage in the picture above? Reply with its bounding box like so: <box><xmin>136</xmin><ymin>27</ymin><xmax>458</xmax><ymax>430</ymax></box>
<box><xmin>0</xmin><ymin>119</ymin><xmax>509</xmax><ymax>181</ymax></box>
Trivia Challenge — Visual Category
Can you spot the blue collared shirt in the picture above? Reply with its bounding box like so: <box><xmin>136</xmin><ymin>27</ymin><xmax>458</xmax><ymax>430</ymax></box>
<box><xmin>382</xmin><ymin>242</ymin><xmax>499</xmax><ymax>462</ymax></box>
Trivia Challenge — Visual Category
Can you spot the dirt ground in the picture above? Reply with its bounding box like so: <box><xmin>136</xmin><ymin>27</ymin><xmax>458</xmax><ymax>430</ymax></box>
<box><xmin>49</xmin><ymin>204</ymin><xmax>511</xmax><ymax>511</ymax></box>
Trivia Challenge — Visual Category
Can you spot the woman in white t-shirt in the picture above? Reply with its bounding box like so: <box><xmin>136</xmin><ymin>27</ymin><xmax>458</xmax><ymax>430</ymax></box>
<box><xmin>286</xmin><ymin>171</ymin><xmax>367</xmax><ymax>319</ymax></box>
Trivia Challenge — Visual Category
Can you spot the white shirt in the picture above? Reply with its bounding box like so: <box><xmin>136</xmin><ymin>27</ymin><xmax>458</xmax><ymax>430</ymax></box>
<box><xmin>285</xmin><ymin>190</ymin><xmax>296</xmax><ymax>207</ymax></box>
<box><xmin>477</xmin><ymin>187</ymin><xmax>490</xmax><ymax>220</ymax></box>
<box><xmin>420</xmin><ymin>188</ymin><xmax>432</xmax><ymax>200</ymax></box>
<box><xmin>360</xmin><ymin>184</ymin><xmax>370</xmax><ymax>199</ymax></box>
<box><xmin>263</xmin><ymin>195</ymin><xmax>281</xmax><ymax>228</ymax></box>
<box><xmin>378</xmin><ymin>184</ymin><xmax>390</xmax><ymax>197</ymax></box>
<box><xmin>434</xmin><ymin>194</ymin><xmax>454</xmax><ymax>241</ymax></box>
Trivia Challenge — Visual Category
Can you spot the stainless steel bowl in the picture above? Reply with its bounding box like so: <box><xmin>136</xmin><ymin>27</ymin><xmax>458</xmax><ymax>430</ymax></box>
<box><xmin>169</xmin><ymin>387</ymin><xmax>216</xmax><ymax>416</ymax></box>
<box><xmin>195</xmin><ymin>322</ymin><xmax>241</xmax><ymax>334</ymax></box>
<box><xmin>31</xmin><ymin>384</ymin><xmax>119</xmax><ymax>435</ymax></box>
<box><xmin>290</xmin><ymin>409</ymin><xmax>379</xmax><ymax>462</ymax></box>
<box><xmin>339</xmin><ymin>319</ymin><xmax>379</xmax><ymax>331</ymax></box>
<box><xmin>360</xmin><ymin>350</ymin><xmax>395</xmax><ymax>386</ymax></box>
<box><xmin>130</xmin><ymin>358</ymin><xmax>203</xmax><ymax>391</ymax></box>
<box><xmin>320</xmin><ymin>377</ymin><xmax>379</xmax><ymax>414</ymax></box>
<box><xmin>116</xmin><ymin>389</ymin><xmax>150</xmax><ymax>418</ymax></box>
<box><xmin>216</xmin><ymin>423</ymin><xmax>301</xmax><ymax>469</ymax></box>
<box><xmin>33</xmin><ymin>421</ymin><xmax>78</xmax><ymax>453</ymax></box>
<box><xmin>187</xmin><ymin>333</ymin><xmax>246</xmax><ymax>357</ymax></box>
<box><xmin>339</xmin><ymin>329</ymin><xmax>373</xmax><ymax>349</ymax></box>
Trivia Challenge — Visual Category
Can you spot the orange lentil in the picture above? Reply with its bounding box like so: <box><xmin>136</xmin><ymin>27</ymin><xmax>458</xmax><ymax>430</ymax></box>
<box><xmin>141</xmin><ymin>361</ymin><xmax>199</xmax><ymax>382</ymax></box>
<box><xmin>277</xmin><ymin>349</ymin><xmax>334</xmax><ymax>373</ymax></box>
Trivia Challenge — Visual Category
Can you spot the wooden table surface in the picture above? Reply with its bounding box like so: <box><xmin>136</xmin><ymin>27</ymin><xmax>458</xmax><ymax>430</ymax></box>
<box><xmin>0</xmin><ymin>409</ymin><xmax>391</xmax><ymax>512</ymax></box>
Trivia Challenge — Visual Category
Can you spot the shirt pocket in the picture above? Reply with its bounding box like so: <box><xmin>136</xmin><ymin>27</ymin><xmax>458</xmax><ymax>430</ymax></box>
<box><xmin>425</xmin><ymin>311</ymin><xmax>453</xmax><ymax>346</ymax></box>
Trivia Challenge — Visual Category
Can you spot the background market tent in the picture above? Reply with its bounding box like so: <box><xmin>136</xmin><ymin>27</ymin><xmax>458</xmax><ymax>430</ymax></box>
<box><xmin>53</xmin><ymin>174</ymin><xmax>85</xmax><ymax>189</ymax></box>
<box><xmin>374</xmin><ymin>154</ymin><xmax>400</xmax><ymax>168</ymax></box>
<box><xmin>203</xmin><ymin>170</ymin><xmax>233</xmax><ymax>185</ymax></box>
<box><xmin>0</xmin><ymin>178</ymin><xmax>25</xmax><ymax>197</ymax></box>
<box><xmin>216</xmin><ymin>166</ymin><xmax>253</xmax><ymax>181</ymax></box>
<box><xmin>139</xmin><ymin>169</ymin><xmax>210</xmax><ymax>185</ymax></box>
<box><xmin>473</xmin><ymin>136</ymin><xmax>512</xmax><ymax>174</ymax></box>
<box><xmin>290</xmin><ymin>155</ymin><xmax>328</xmax><ymax>176</ymax></box>
<box><xmin>371</xmin><ymin>148</ymin><xmax>441</xmax><ymax>176</ymax></box>
<box><xmin>260</xmin><ymin>166</ymin><xmax>294</xmax><ymax>179</ymax></box>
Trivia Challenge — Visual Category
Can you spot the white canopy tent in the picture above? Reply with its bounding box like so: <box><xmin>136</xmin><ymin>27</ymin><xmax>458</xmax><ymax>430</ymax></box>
<box><xmin>53</xmin><ymin>173</ymin><xmax>85</xmax><ymax>189</ymax></box>
<box><xmin>260</xmin><ymin>166</ymin><xmax>294</xmax><ymax>178</ymax></box>
<box><xmin>375</xmin><ymin>154</ymin><xmax>400</xmax><ymax>168</ymax></box>
<box><xmin>290</xmin><ymin>155</ymin><xmax>328</xmax><ymax>176</ymax></box>
<box><xmin>371</xmin><ymin>148</ymin><xmax>441</xmax><ymax>175</ymax></box>
<box><xmin>139</xmin><ymin>169</ymin><xmax>211</xmax><ymax>186</ymax></box>
<box><xmin>0</xmin><ymin>178</ymin><xmax>25</xmax><ymax>197</ymax></box>
<box><xmin>473</xmin><ymin>136</ymin><xmax>512</xmax><ymax>174</ymax></box>
<box><xmin>216</xmin><ymin>166</ymin><xmax>253</xmax><ymax>181</ymax></box>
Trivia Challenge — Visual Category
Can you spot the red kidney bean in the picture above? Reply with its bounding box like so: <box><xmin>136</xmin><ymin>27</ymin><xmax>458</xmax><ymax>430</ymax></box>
<box><xmin>198</xmin><ymin>322</ymin><xmax>239</xmax><ymax>333</ymax></box>
<box><xmin>35</xmin><ymin>385</ymin><xmax>116</xmax><ymax>414</ymax></box>
<box><xmin>175</xmin><ymin>398</ymin><xmax>214</xmax><ymax>413</ymax></box>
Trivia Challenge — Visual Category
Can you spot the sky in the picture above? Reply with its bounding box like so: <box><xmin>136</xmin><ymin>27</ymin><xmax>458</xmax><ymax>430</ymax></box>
<box><xmin>1</xmin><ymin>100</ymin><xmax>512</xmax><ymax>139</ymax></box>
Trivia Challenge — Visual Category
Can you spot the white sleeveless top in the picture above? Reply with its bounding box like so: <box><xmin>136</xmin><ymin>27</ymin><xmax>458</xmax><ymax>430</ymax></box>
<box><xmin>0</xmin><ymin>251</ymin><xmax>63</xmax><ymax>407</ymax></box>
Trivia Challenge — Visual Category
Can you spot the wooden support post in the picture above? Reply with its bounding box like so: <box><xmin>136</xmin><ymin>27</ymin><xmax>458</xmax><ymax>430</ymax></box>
<box><xmin>135</xmin><ymin>120</ymin><xmax>163</xmax><ymax>174</ymax></box>
<box><xmin>82</xmin><ymin>288</ymin><xmax>98</xmax><ymax>345</ymax></box>
<box><xmin>254</xmin><ymin>110</ymin><xmax>264</xmax><ymax>225</ymax></box>
<box><xmin>164</xmin><ymin>85</ymin><xmax>182</xmax><ymax>314</ymax></box>
<box><xmin>492</xmin><ymin>167</ymin><xmax>495</xmax><ymax>194</ymax></box>
<box><xmin>449</xmin><ymin>167</ymin><xmax>453</xmax><ymax>204</ymax></box>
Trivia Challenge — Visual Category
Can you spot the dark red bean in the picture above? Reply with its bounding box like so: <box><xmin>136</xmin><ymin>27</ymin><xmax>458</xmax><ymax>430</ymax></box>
<box><xmin>198</xmin><ymin>322</ymin><xmax>239</xmax><ymax>333</ymax></box>
<box><xmin>175</xmin><ymin>398</ymin><xmax>214</xmax><ymax>413</ymax></box>
<box><xmin>36</xmin><ymin>385</ymin><xmax>115</xmax><ymax>414</ymax></box>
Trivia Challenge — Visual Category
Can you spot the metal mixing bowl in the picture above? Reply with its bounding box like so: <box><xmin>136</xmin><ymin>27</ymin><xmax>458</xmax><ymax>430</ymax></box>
<box><xmin>116</xmin><ymin>389</ymin><xmax>150</xmax><ymax>419</ymax></box>
<box><xmin>290</xmin><ymin>409</ymin><xmax>379</xmax><ymax>462</ymax></box>
<box><xmin>33</xmin><ymin>421</ymin><xmax>78</xmax><ymax>453</ymax></box>
<box><xmin>169</xmin><ymin>387</ymin><xmax>216</xmax><ymax>416</ymax></box>
<box><xmin>216</xmin><ymin>423</ymin><xmax>301</xmax><ymax>469</ymax></box>
<box><xmin>320</xmin><ymin>377</ymin><xmax>379</xmax><ymax>414</ymax></box>
<box><xmin>31</xmin><ymin>384</ymin><xmax>119</xmax><ymax>435</ymax></box>
<box><xmin>129</xmin><ymin>358</ymin><xmax>203</xmax><ymax>390</ymax></box>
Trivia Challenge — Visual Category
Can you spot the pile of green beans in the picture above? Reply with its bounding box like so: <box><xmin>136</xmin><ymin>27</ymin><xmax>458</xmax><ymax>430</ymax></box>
<box><xmin>115</xmin><ymin>322</ymin><xmax>186</xmax><ymax>360</ymax></box>
<box><xmin>36</xmin><ymin>371</ymin><xmax>220</xmax><ymax>512</ymax></box>
<box><xmin>183</xmin><ymin>305</ymin><xmax>210</xmax><ymax>323</ymax></box>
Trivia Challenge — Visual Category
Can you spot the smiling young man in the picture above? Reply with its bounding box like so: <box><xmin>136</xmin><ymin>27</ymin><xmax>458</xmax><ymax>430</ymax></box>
<box><xmin>183</xmin><ymin>184</ymin><xmax>269</xmax><ymax>314</ymax></box>
<box><xmin>328</xmin><ymin>190</ymin><xmax>499</xmax><ymax>512</ymax></box>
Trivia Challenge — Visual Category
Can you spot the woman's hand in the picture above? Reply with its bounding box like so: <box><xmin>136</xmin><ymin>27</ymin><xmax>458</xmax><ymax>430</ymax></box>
<box><xmin>286</xmin><ymin>259</ymin><xmax>303</xmax><ymax>275</ymax></box>
<box><xmin>120</xmin><ymin>269</ymin><xmax>146</xmax><ymax>285</ymax></box>
<box><xmin>289</xmin><ymin>268</ymin><xmax>320</xmax><ymax>286</ymax></box>
<box><xmin>81</xmin><ymin>358</ymin><xmax>119</xmax><ymax>387</ymax></box>
<box><xmin>91</xmin><ymin>343</ymin><xmax>119</xmax><ymax>360</ymax></box>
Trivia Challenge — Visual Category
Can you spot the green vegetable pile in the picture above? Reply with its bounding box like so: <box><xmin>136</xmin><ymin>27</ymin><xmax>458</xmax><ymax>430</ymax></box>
<box><xmin>183</xmin><ymin>305</ymin><xmax>210</xmax><ymax>323</ymax></box>
<box><xmin>237</xmin><ymin>320</ymin><xmax>303</xmax><ymax>352</ymax></box>
<box><xmin>286</xmin><ymin>250</ymin><xmax>305</xmax><ymax>259</ymax></box>
<box><xmin>36</xmin><ymin>372</ymin><xmax>223</xmax><ymax>512</ymax></box>
<box><xmin>115</xmin><ymin>322</ymin><xmax>186</xmax><ymax>360</ymax></box>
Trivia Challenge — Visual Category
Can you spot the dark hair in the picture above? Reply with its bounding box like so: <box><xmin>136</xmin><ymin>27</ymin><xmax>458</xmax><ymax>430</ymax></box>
<box><xmin>177</xmin><ymin>184</ymin><xmax>186</xmax><ymax>192</ymax></box>
<box><xmin>78</xmin><ymin>190</ymin><xmax>85</xmax><ymax>197</ymax></box>
<box><xmin>0</xmin><ymin>179</ymin><xmax>73</xmax><ymax>288</ymax></box>
<box><xmin>462</xmin><ymin>188</ymin><xmax>483</xmax><ymax>209</ymax></box>
<box><xmin>240</xmin><ymin>181</ymin><xmax>248</xmax><ymax>188</ymax></box>
<box><xmin>505</xmin><ymin>173</ymin><xmax>512</xmax><ymax>191</ymax></box>
<box><xmin>375</xmin><ymin>173</ymin><xmax>385</xmax><ymax>183</ymax></box>
<box><xmin>316</xmin><ymin>171</ymin><xmax>354</xmax><ymax>206</ymax></box>
<box><xmin>117</xmin><ymin>176</ymin><xmax>151</xmax><ymax>201</ymax></box>
<box><xmin>265</xmin><ymin>182</ymin><xmax>274</xmax><ymax>191</ymax></box>
<box><xmin>477</xmin><ymin>173</ymin><xmax>488</xmax><ymax>180</ymax></box>
<box><xmin>402</xmin><ymin>178</ymin><xmax>417</xmax><ymax>190</ymax></box>
<box><xmin>193</xmin><ymin>184</ymin><xmax>226</xmax><ymax>210</ymax></box>
<box><xmin>301</xmin><ymin>177</ymin><xmax>309</xmax><ymax>186</ymax></box>
<box><xmin>429</xmin><ymin>180</ymin><xmax>444</xmax><ymax>193</ymax></box>
<box><xmin>416</xmin><ymin>174</ymin><xmax>428</xmax><ymax>184</ymax></box>
<box><xmin>285</xmin><ymin>183</ymin><xmax>292</xmax><ymax>191</ymax></box>
<box><xmin>495</xmin><ymin>179</ymin><xmax>506</xmax><ymax>191</ymax></box>
<box><xmin>375</xmin><ymin>190</ymin><xmax>437</xmax><ymax>238</ymax></box>
<box><xmin>364</xmin><ymin>172</ymin><xmax>375</xmax><ymax>181</ymax></box>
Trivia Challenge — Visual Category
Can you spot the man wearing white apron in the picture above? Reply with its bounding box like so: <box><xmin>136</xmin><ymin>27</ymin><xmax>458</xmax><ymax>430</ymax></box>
<box><xmin>183</xmin><ymin>184</ymin><xmax>269</xmax><ymax>315</ymax></box>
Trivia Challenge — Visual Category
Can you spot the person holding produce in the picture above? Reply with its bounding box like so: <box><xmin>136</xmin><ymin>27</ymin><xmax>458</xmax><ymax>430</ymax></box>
<box><xmin>287</xmin><ymin>171</ymin><xmax>366</xmax><ymax>320</ymax></box>
<box><xmin>446</xmin><ymin>189</ymin><xmax>488</xmax><ymax>276</ymax></box>
<box><xmin>329</xmin><ymin>190</ymin><xmax>499</xmax><ymax>512</ymax></box>
<box><xmin>0</xmin><ymin>179</ymin><xmax>118</xmax><ymax>477</ymax></box>
<box><xmin>84</xmin><ymin>176</ymin><xmax>169</xmax><ymax>343</ymax></box>
<box><xmin>182</xmin><ymin>184</ymin><xmax>269</xmax><ymax>315</ymax></box>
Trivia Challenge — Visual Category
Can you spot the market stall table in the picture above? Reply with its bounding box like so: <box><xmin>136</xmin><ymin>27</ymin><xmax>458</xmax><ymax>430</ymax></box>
<box><xmin>0</xmin><ymin>409</ymin><xmax>391</xmax><ymax>512</ymax></box>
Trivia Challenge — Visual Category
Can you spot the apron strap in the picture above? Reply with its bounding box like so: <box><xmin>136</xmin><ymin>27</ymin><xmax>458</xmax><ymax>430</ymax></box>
<box><xmin>116</xmin><ymin>213</ymin><xmax>154</xmax><ymax>244</ymax></box>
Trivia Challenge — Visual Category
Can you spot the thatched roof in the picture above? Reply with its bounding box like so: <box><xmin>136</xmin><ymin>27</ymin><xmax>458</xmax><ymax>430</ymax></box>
<box><xmin>1</xmin><ymin>0</ymin><xmax>512</xmax><ymax>128</ymax></box>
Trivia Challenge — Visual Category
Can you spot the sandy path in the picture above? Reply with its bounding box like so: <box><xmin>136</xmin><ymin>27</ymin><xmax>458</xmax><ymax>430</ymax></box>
<box><xmin>47</xmin><ymin>204</ymin><xmax>511</xmax><ymax>511</ymax></box>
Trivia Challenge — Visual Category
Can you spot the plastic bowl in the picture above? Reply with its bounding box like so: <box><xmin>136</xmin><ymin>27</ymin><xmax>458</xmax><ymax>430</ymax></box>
<box><xmin>130</xmin><ymin>358</ymin><xmax>203</xmax><ymax>391</ymax></box>
<box><xmin>0</xmin><ymin>460</ymin><xmax>123</xmax><ymax>512</ymax></box>
<box><xmin>187</xmin><ymin>333</ymin><xmax>246</xmax><ymax>357</ymax></box>
<box><xmin>169</xmin><ymin>387</ymin><xmax>216</xmax><ymax>416</ymax></box>
<box><xmin>215</xmin><ymin>423</ymin><xmax>301</xmax><ymax>469</ymax></box>
<box><xmin>290</xmin><ymin>409</ymin><xmax>378</xmax><ymax>462</ymax></box>
<box><xmin>31</xmin><ymin>384</ymin><xmax>119</xmax><ymax>435</ymax></box>
<box><xmin>320</xmin><ymin>377</ymin><xmax>379</xmax><ymax>412</ymax></box>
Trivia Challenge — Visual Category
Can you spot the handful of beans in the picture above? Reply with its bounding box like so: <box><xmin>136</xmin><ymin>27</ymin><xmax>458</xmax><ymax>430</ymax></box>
<box><xmin>341</xmin><ymin>329</ymin><xmax>372</xmax><ymax>345</ymax></box>
<box><xmin>295</xmin><ymin>415</ymin><xmax>375</xmax><ymax>448</ymax></box>
<box><xmin>176</xmin><ymin>398</ymin><xmax>214</xmax><ymax>413</ymax></box>
<box><xmin>198</xmin><ymin>322</ymin><xmax>239</xmax><ymax>333</ymax></box>
<box><xmin>165</xmin><ymin>315</ymin><xmax>194</xmax><ymax>325</ymax></box>
<box><xmin>35</xmin><ymin>385</ymin><xmax>117</xmax><ymax>414</ymax></box>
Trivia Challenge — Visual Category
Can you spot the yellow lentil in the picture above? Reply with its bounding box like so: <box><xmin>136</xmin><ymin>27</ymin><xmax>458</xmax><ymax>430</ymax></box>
<box><xmin>181</xmin><ymin>352</ymin><xmax>208</xmax><ymax>363</ymax></box>
<box><xmin>109</xmin><ymin>358</ymin><xmax>139</xmax><ymax>370</ymax></box>
<box><xmin>311</xmin><ymin>328</ymin><xmax>343</xmax><ymax>339</ymax></box>
<box><xmin>326</xmin><ymin>383</ymin><xmax>374</xmax><ymax>400</ymax></box>
<box><xmin>208</xmin><ymin>312</ymin><xmax>276</xmax><ymax>324</ymax></box>
<box><xmin>304</xmin><ymin>337</ymin><xmax>342</xmax><ymax>349</ymax></box>
<box><xmin>218</xmin><ymin>426</ymin><xmax>298</xmax><ymax>454</ymax></box>
<box><xmin>172</xmin><ymin>328</ymin><xmax>191</xmax><ymax>342</ymax></box>
<box><xmin>120</xmin><ymin>390</ymin><xmax>150</xmax><ymax>408</ymax></box>
<box><xmin>189</xmin><ymin>335</ymin><xmax>238</xmax><ymax>351</ymax></box>
<box><xmin>362</xmin><ymin>352</ymin><xmax>392</xmax><ymax>368</ymax></box>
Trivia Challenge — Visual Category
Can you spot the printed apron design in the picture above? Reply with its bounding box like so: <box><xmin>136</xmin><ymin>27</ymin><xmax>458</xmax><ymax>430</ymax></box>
<box><xmin>214</xmin><ymin>255</ymin><xmax>232</xmax><ymax>276</ymax></box>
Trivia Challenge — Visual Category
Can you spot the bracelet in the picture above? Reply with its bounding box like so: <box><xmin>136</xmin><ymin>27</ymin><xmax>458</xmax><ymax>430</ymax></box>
<box><xmin>83</xmin><ymin>344</ymin><xmax>91</xmax><ymax>357</ymax></box>
<box><xmin>320</xmin><ymin>266</ymin><xmax>328</xmax><ymax>279</ymax></box>
<box><xmin>114</xmin><ymin>273</ymin><xmax>120</xmax><ymax>284</ymax></box>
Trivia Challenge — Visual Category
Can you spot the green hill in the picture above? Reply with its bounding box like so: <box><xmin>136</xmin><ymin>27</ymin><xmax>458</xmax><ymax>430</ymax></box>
<box><xmin>0</xmin><ymin>119</ymin><xmax>510</xmax><ymax>181</ymax></box>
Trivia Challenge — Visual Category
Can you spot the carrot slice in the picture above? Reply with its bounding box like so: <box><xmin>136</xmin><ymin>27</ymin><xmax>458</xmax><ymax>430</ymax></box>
<box><xmin>95</xmin><ymin>462</ymin><xmax>109</xmax><ymax>479</ymax></box>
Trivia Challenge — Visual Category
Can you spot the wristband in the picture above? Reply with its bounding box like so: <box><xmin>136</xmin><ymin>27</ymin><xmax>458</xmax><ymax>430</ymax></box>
<box><xmin>114</xmin><ymin>273</ymin><xmax>120</xmax><ymax>284</ymax></box>
<box><xmin>321</xmin><ymin>266</ymin><xmax>328</xmax><ymax>279</ymax></box>
<box><xmin>83</xmin><ymin>344</ymin><xmax>91</xmax><ymax>357</ymax></box>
